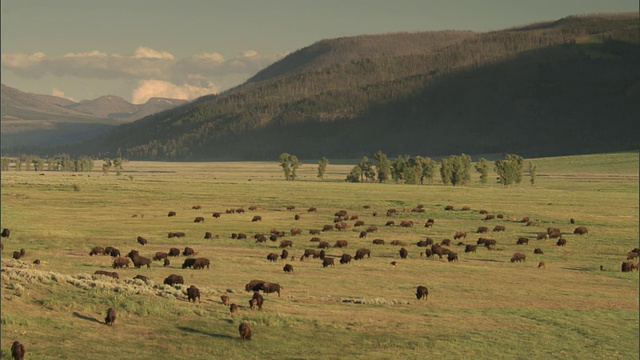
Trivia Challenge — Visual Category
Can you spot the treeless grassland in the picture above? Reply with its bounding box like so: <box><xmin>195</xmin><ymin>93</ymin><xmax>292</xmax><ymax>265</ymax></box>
<box><xmin>1</xmin><ymin>152</ymin><xmax>638</xmax><ymax>359</ymax></box>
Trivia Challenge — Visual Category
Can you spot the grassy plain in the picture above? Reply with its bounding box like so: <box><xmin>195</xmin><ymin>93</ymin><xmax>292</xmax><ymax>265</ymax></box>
<box><xmin>1</xmin><ymin>152</ymin><xmax>638</xmax><ymax>359</ymax></box>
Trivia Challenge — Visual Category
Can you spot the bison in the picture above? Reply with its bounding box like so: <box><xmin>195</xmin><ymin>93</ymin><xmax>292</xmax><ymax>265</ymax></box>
<box><xmin>308</xmin><ymin>207</ymin><xmax>317</xmax><ymax>212</ymax></box>
<box><xmin>167</xmin><ymin>211</ymin><xmax>176</xmax><ymax>217</ymax></box>
<box><xmin>260</xmin><ymin>282</ymin><xmax>282</xmax><ymax>297</ymax></box>
<box><xmin>476</xmin><ymin>226</ymin><xmax>488</xmax><ymax>233</ymax></box>
<box><xmin>182</xmin><ymin>258</ymin><xmax>197</xmax><ymax>269</ymax></box>
<box><xmin>230</xmin><ymin>303</ymin><xmax>238</xmax><ymax>314</ymax></box>
<box><xmin>400</xmin><ymin>220</ymin><xmax>413</xmax><ymax>228</ymax></box>
<box><xmin>416</xmin><ymin>286</ymin><xmax>428</xmax><ymax>300</ymax></box>
<box><xmin>164</xmin><ymin>274</ymin><xmax>184</xmax><ymax>286</ymax></box>
<box><xmin>239</xmin><ymin>320</ymin><xmax>252</xmax><ymax>340</ymax></box>
<box><xmin>556</xmin><ymin>238</ymin><xmax>567</xmax><ymax>246</ymax></box>
<box><xmin>511</xmin><ymin>252</ymin><xmax>527</xmax><ymax>263</ymax></box>
<box><xmin>245</xmin><ymin>280</ymin><xmax>267</xmax><ymax>293</ymax></box>
<box><xmin>193</xmin><ymin>258</ymin><xmax>210</xmax><ymax>269</ymax></box>
<box><xmin>105</xmin><ymin>308</ymin><xmax>117</xmax><ymax>326</ymax></box>
<box><xmin>493</xmin><ymin>225</ymin><xmax>505</xmax><ymax>232</ymax></box>
<box><xmin>251</xmin><ymin>292</ymin><xmax>264</xmax><ymax>310</ymax></box>
<box><xmin>354</xmin><ymin>220</ymin><xmax>365</xmax><ymax>227</ymax></box>
<box><xmin>267</xmin><ymin>253</ymin><xmax>278</xmax><ymax>262</ymax></box>
<box><xmin>183</xmin><ymin>247</ymin><xmax>195</xmax><ymax>256</ymax></box>
<box><xmin>359</xmin><ymin>231</ymin><xmax>368</xmax><ymax>238</ymax></box>
<box><xmin>280</xmin><ymin>249</ymin><xmax>289</xmax><ymax>259</ymax></box>
<box><xmin>187</xmin><ymin>285</ymin><xmax>201</xmax><ymax>303</ymax></box>
<box><xmin>399</xmin><ymin>247</ymin><xmax>408</xmax><ymax>259</ymax></box>
<box><xmin>136</xmin><ymin>236</ymin><xmax>148</xmax><ymax>245</ymax></box>
<box><xmin>279</xmin><ymin>240</ymin><xmax>293</xmax><ymax>248</ymax></box>
<box><xmin>354</xmin><ymin>248</ymin><xmax>371</xmax><ymax>260</ymax></box>
<box><xmin>168</xmin><ymin>248</ymin><xmax>180</xmax><ymax>257</ymax></box>
<box><xmin>303</xmin><ymin>249</ymin><xmax>318</xmax><ymax>258</ymax></box>
<box><xmin>133</xmin><ymin>274</ymin><xmax>149</xmax><ymax>282</ymax></box>
<box><xmin>322</xmin><ymin>258</ymin><xmax>335</xmax><ymax>268</ymax></box>
<box><xmin>334</xmin><ymin>221</ymin><xmax>348</xmax><ymax>231</ymax></box>
<box><xmin>453</xmin><ymin>231</ymin><xmax>467</xmax><ymax>240</ymax></box>
<box><xmin>309</xmin><ymin>229</ymin><xmax>321</xmax><ymax>235</ymax></box>
<box><xmin>322</xmin><ymin>224</ymin><xmax>334</xmax><ymax>232</ymax></box>
<box><xmin>536</xmin><ymin>233</ymin><xmax>548</xmax><ymax>240</ymax></box>
<box><xmin>252</xmin><ymin>215</ymin><xmax>262</xmax><ymax>222</ymax></box>
<box><xmin>152</xmin><ymin>252</ymin><xmax>168</xmax><ymax>261</ymax></box>
<box><xmin>220</xmin><ymin>295</ymin><xmax>230</xmax><ymax>306</ymax></box>
<box><xmin>192</xmin><ymin>205</ymin><xmax>201</xmax><ymax>210</ymax></box>
<box><xmin>109</xmin><ymin>248</ymin><xmax>121</xmax><ymax>257</ymax></box>
<box><xmin>547</xmin><ymin>227</ymin><xmax>562</xmax><ymax>238</ymax></box>
<box><xmin>340</xmin><ymin>254</ymin><xmax>352</xmax><ymax>264</ymax></box>
<box><xmin>95</xmin><ymin>270</ymin><xmax>119</xmax><ymax>279</ymax></box>
<box><xmin>164</xmin><ymin>258</ymin><xmax>170</xmax><ymax>267</ymax></box>
<box><xmin>283</xmin><ymin>264</ymin><xmax>294</xmax><ymax>273</ymax></box>
<box><xmin>371</xmin><ymin>239</ymin><xmax>385</xmax><ymax>245</ymax></box>
<box><xmin>516</xmin><ymin>237</ymin><xmax>529</xmax><ymax>245</ymax></box>
<box><xmin>574</xmin><ymin>226</ymin><xmax>588</xmax><ymax>235</ymax></box>
<box><xmin>212</xmin><ymin>212</ymin><xmax>221</xmax><ymax>218</ymax></box>
<box><xmin>447</xmin><ymin>252</ymin><xmax>458</xmax><ymax>262</ymax></box>
<box><xmin>444</xmin><ymin>205</ymin><xmax>454</xmax><ymax>211</ymax></box>
<box><xmin>89</xmin><ymin>246</ymin><xmax>106</xmax><ymax>256</ymax></box>
<box><xmin>366</xmin><ymin>226</ymin><xmax>378</xmax><ymax>233</ymax></box>
<box><xmin>11</xmin><ymin>341</ymin><xmax>25</xmax><ymax>360</ymax></box>
<box><xmin>112</xmin><ymin>257</ymin><xmax>130</xmax><ymax>269</ymax></box>
<box><xmin>204</xmin><ymin>232</ymin><xmax>213</xmax><ymax>239</ymax></box>
<box><xmin>621</xmin><ymin>261</ymin><xmax>638</xmax><ymax>272</ymax></box>
<box><xmin>131</xmin><ymin>254</ymin><xmax>151</xmax><ymax>268</ymax></box>
<box><xmin>464</xmin><ymin>244</ymin><xmax>477</xmax><ymax>253</ymax></box>
<box><xmin>317</xmin><ymin>241</ymin><xmax>330</xmax><ymax>249</ymax></box>
<box><xmin>385</xmin><ymin>220</ymin><xmax>395</xmax><ymax>227</ymax></box>
<box><xmin>441</xmin><ymin>239</ymin><xmax>451</xmax><ymax>246</ymax></box>
<box><xmin>534</xmin><ymin>248</ymin><xmax>544</xmax><ymax>254</ymax></box>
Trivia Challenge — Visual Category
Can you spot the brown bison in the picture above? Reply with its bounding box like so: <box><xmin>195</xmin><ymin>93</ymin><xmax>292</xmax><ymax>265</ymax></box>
<box><xmin>366</xmin><ymin>225</ymin><xmax>378</xmax><ymax>233</ymax></box>
<box><xmin>417</xmin><ymin>238</ymin><xmax>433</xmax><ymax>247</ymax></box>
<box><xmin>399</xmin><ymin>247</ymin><xmax>408</xmax><ymax>259</ymax></box>
<box><xmin>492</xmin><ymin>225</ymin><xmax>505</xmax><ymax>232</ymax></box>
<box><xmin>248</xmin><ymin>206</ymin><xmax>258</xmax><ymax>211</ymax></box>
<box><xmin>192</xmin><ymin>205</ymin><xmax>201</xmax><ymax>210</ymax></box>
<box><xmin>322</xmin><ymin>224</ymin><xmax>334</xmax><ymax>232</ymax></box>
<box><xmin>261</xmin><ymin>282</ymin><xmax>282</xmax><ymax>297</ymax></box>
<box><xmin>335</xmin><ymin>210</ymin><xmax>348</xmax><ymax>218</ymax></box>
<box><xmin>385</xmin><ymin>220</ymin><xmax>395</xmax><ymax>227</ymax></box>
<box><xmin>534</xmin><ymin>248</ymin><xmax>544</xmax><ymax>254</ymax></box>
<box><xmin>390</xmin><ymin>240</ymin><xmax>405</xmax><ymax>246</ymax></box>
<box><xmin>153</xmin><ymin>252</ymin><xmax>168</xmax><ymax>261</ymax></box>
<box><xmin>220</xmin><ymin>295</ymin><xmax>230</xmax><ymax>306</ymax></box>
<box><xmin>112</xmin><ymin>257</ymin><xmax>130</xmax><ymax>269</ymax></box>
<box><xmin>547</xmin><ymin>227</ymin><xmax>562</xmax><ymax>238</ymax></box>
<box><xmin>479</xmin><ymin>210</ymin><xmax>488</xmax><ymax>214</ymax></box>
<box><xmin>251</xmin><ymin>292</ymin><xmax>264</xmax><ymax>310</ymax></box>
<box><xmin>444</xmin><ymin>205</ymin><xmax>454</xmax><ymax>211</ymax></box>
<box><xmin>204</xmin><ymin>232</ymin><xmax>213</xmax><ymax>239</ymax></box>
<box><xmin>108</xmin><ymin>247</ymin><xmax>121</xmax><ymax>257</ymax></box>
<box><xmin>137</xmin><ymin>236</ymin><xmax>148</xmax><ymax>245</ymax></box>
<box><xmin>453</xmin><ymin>231</ymin><xmax>467</xmax><ymax>240</ymax></box>
<box><xmin>317</xmin><ymin>241</ymin><xmax>330</xmax><ymax>249</ymax></box>
<box><xmin>303</xmin><ymin>249</ymin><xmax>318</xmax><ymax>258</ymax></box>
<box><xmin>286</xmin><ymin>205</ymin><xmax>296</xmax><ymax>211</ymax></box>
<box><xmin>164</xmin><ymin>274</ymin><xmax>184</xmax><ymax>286</ymax></box>
<box><xmin>372</xmin><ymin>239</ymin><xmax>385</xmax><ymax>245</ymax></box>
<box><xmin>267</xmin><ymin>253</ymin><xmax>278</xmax><ymax>262</ymax></box>
<box><xmin>252</xmin><ymin>215</ymin><xmax>262</xmax><ymax>222</ymax></box>
<box><xmin>294</xmin><ymin>214</ymin><xmax>301</xmax><ymax>220</ymax></box>
<box><xmin>511</xmin><ymin>252</ymin><xmax>527</xmax><ymax>263</ymax></box>
<box><xmin>131</xmin><ymin>254</ymin><xmax>151</xmax><ymax>268</ymax></box>
<box><xmin>245</xmin><ymin>280</ymin><xmax>267</xmax><ymax>292</ymax></box>
<box><xmin>416</xmin><ymin>286</ymin><xmax>428</xmax><ymax>300</ymax></box>
<box><xmin>182</xmin><ymin>258</ymin><xmax>197</xmax><ymax>269</ymax></box>
<box><xmin>334</xmin><ymin>222</ymin><xmax>349</xmax><ymax>231</ymax></box>
<box><xmin>212</xmin><ymin>212</ymin><xmax>221</xmax><ymax>218</ymax></box>
<box><xmin>340</xmin><ymin>254</ymin><xmax>352</xmax><ymax>264</ymax></box>
<box><xmin>574</xmin><ymin>226</ymin><xmax>588</xmax><ymax>235</ymax></box>
<box><xmin>11</xmin><ymin>341</ymin><xmax>25</xmax><ymax>360</ymax></box>
<box><xmin>536</xmin><ymin>233</ymin><xmax>548</xmax><ymax>240</ymax></box>
<box><xmin>322</xmin><ymin>258</ymin><xmax>335</xmax><ymax>268</ymax></box>
<box><xmin>290</xmin><ymin>227</ymin><xmax>302</xmax><ymax>236</ymax></box>
<box><xmin>279</xmin><ymin>240</ymin><xmax>293</xmax><ymax>248</ymax></box>
<box><xmin>105</xmin><ymin>308</ymin><xmax>117</xmax><ymax>326</ymax></box>
<box><xmin>353</xmin><ymin>220</ymin><xmax>365</xmax><ymax>227</ymax></box>
<box><xmin>239</xmin><ymin>320</ymin><xmax>252</xmax><ymax>340</ymax></box>
<box><xmin>359</xmin><ymin>231</ymin><xmax>368</xmax><ymax>238</ymax></box>
<box><xmin>333</xmin><ymin>240</ymin><xmax>349</xmax><ymax>248</ymax></box>
<box><xmin>308</xmin><ymin>207</ymin><xmax>317</xmax><ymax>212</ymax></box>
<box><xmin>168</xmin><ymin>248</ymin><xmax>180</xmax><ymax>257</ymax></box>
<box><xmin>95</xmin><ymin>270</ymin><xmax>119</xmax><ymax>279</ymax></box>
<box><xmin>476</xmin><ymin>226</ymin><xmax>489</xmax><ymax>233</ymax></box>
<box><xmin>164</xmin><ymin>258</ymin><xmax>170</xmax><ymax>267</ymax></box>
<box><xmin>464</xmin><ymin>244</ymin><xmax>477</xmax><ymax>253</ymax></box>
<box><xmin>516</xmin><ymin>237</ymin><xmax>529</xmax><ymax>245</ymax></box>
<box><xmin>447</xmin><ymin>252</ymin><xmax>458</xmax><ymax>262</ymax></box>
<box><xmin>309</xmin><ymin>237</ymin><xmax>321</xmax><ymax>242</ymax></box>
<box><xmin>236</xmin><ymin>208</ymin><xmax>245</xmax><ymax>213</ymax></box>
<box><xmin>183</xmin><ymin>247</ymin><xmax>195</xmax><ymax>256</ymax></box>
<box><xmin>483</xmin><ymin>239</ymin><xmax>497</xmax><ymax>249</ymax></box>
<box><xmin>280</xmin><ymin>249</ymin><xmax>289</xmax><ymax>260</ymax></box>
<box><xmin>538</xmin><ymin>261</ymin><xmax>546</xmax><ymax>269</ymax></box>
<box><xmin>193</xmin><ymin>258</ymin><xmax>210</xmax><ymax>269</ymax></box>
<box><xmin>441</xmin><ymin>239</ymin><xmax>451</xmax><ymax>246</ymax></box>
<box><xmin>237</xmin><ymin>233</ymin><xmax>247</xmax><ymax>240</ymax></box>
<box><xmin>309</xmin><ymin>229</ymin><xmax>321</xmax><ymax>235</ymax></box>
<box><xmin>627</xmin><ymin>251</ymin><xmax>639</xmax><ymax>260</ymax></box>
<box><xmin>283</xmin><ymin>264</ymin><xmax>294</xmax><ymax>273</ymax></box>
<box><xmin>168</xmin><ymin>211</ymin><xmax>176</xmax><ymax>217</ymax></box>
<box><xmin>556</xmin><ymin>238</ymin><xmax>567</xmax><ymax>246</ymax></box>
<box><xmin>89</xmin><ymin>246</ymin><xmax>106</xmax><ymax>256</ymax></box>
<box><xmin>187</xmin><ymin>285</ymin><xmax>201</xmax><ymax>303</ymax></box>
<box><xmin>483</xmin><ymin>214</ymin><xmax>495</xmax><ymax>220</ymax></box>
<box><xmin>230</xmin><ymin>303</ymin><xmax>238</xmax><ymax>314</ymax></box>
<box><xmin>354</xmin><ymin>248</ymin><xmax>371</xmax><ymax>260</ymax></box>
<box><xmin>400</xmin><ymin>220</ymin><xmax>413</xmax><ymax>228</ymax></box>
<box><xmin>621</xmin><ymin>261</ymin><xmax>638</xmax><ymax>272</ymax></box>
<box><xmin>461</xmin><ymin>206</ymin><xmax>471</xmax><ymax>211</ymax></box>
<box><xmin>133</xmin><ymin>274</ymin><xmax>149</xmax><ymax>282</ymax></box>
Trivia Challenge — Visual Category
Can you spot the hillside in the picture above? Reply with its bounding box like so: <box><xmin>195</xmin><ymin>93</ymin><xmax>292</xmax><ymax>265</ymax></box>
<box><xmin>24</xmin><ymin>13</ymin><xmax>640</xmax><ymax>159</ymax></box>
<box><xmin>0</xmin><ymin>85</ymin><xmax>187</xmax><ymax>148</ymax></box>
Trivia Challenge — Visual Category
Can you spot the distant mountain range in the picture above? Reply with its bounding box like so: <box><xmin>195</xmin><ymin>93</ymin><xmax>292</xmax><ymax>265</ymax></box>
<box><xmin>3</xmin><ymin>13</ymin><xmax>639</xmax><ymax>160</ymax></box>
<box><xmin>0</xmin><ymin>84</ymin><xmax>186</xmax><ymax>148</ymax></box>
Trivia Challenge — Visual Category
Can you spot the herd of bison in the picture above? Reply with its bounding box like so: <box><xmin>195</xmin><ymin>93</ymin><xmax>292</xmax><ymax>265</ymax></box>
<box><xmin>2</xmin><ymin>202</ymin><xmax>639</xmax><ymax>350</ymax></box>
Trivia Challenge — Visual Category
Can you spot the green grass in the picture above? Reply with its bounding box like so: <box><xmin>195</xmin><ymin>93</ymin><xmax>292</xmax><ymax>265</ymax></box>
<box><xmin>1</xmin><ymin>152</ymin><xmax>638</xmax><ymax>359</ymax></box>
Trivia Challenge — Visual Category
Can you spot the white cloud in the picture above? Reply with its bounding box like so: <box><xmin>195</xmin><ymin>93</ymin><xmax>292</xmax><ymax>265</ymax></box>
<box><xmin>132</xmin><ymin>46</ymin><xmax>175</xmax><ymax>60</ymax></box>
<box><xmin>131</xmin><ymin>79</ymin><xmax>220</xmax><ymax>104</ymax></box>
<box><xmin>51</xmin><ymin>88</ymin><xmax>76</xmax><ymax>102</ymax></box>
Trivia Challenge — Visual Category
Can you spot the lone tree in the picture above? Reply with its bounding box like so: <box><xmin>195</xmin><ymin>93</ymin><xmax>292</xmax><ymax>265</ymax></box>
<box><xmin>317</xmin><ymin>156</ymin><xmax>328</xmax><ymax>180</ymax></box>
<box><xmin>528</xmin><ymin>161</ymin><xmax>537</xmax><ymax>186</ymax></box>
<box><xmin>474</xmin><ymin>158</ymin><xmax>490</xmax><ymax>185</ymax></box>
<box><xmin>279</xmin><ymin>153</ymin><xmax>301</xmax><ymax>181</ymax></box>
<box><xmin>494</xmin><ymin>154</ymin><xmax>524</xmax><ymax>186</ymax></box>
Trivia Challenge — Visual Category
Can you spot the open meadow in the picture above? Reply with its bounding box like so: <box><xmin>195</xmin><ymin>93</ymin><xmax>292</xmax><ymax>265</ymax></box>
<box><xmin>1</xmin><ymin>152</ymin><xmax>638</xmax><ymax>359</ymax></box>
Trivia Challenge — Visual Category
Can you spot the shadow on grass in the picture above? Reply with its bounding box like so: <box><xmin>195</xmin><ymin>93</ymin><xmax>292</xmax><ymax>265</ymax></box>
<box><xmin>466</xmin><ymin>258</ymin><xmax>503</xmax><ymax>263</ymax></box>
<box><xmin>72</xmin><ymin>311</ymin><xmax>103</xmax><ymax>324</ymax></box>
<box><xmin>177</xmin><ymin>326</ymin><xmax>234</xmax><ymax>339</ymax></box>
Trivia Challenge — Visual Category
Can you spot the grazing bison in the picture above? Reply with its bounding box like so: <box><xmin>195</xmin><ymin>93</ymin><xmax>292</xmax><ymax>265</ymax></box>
<box><xmin>226</xmin><ymin>209</ymin><xmax>236</xmax><ymax>214</ymax></box>
<box><xmin>417</xmin><ymin>239</ymin><xmax>433</xmax><ymax>247</ymax></box>
<box><xmin>309</xmin><ymin>229</ymin><xmax>321</xmax><ymax>235</ymax></box>
<box><xmin>95</xmin><ymin>270</ymin><xmax>119</xmax><ymax>279</ymax></box>
<box><xmin>574</xmin><ymin>226</ymin><xmax>588</xmax><ymax>235</ymax></box>
<box><xmin>400</xmin><ymin>220</ymin><xmax>413</xmax><ymax>228</ymax></box>
<box><xmin>385</xmin><ymin>220</ymin><xmax>395</xmax><ymax>227</ymax></box>
<box><xmin>333</xmin><ymin>240</ymin><xmax>349</xmax><ymax>248</ymax></box>
<box><xmin>279</xmin><ymin>240</ymin><xmax>293</xmax><ymax>248</ymax></box>
<box><xmin>303</xmin><ymin>249</ymin><xmax>318</xmax><ymax>258</ymax></box>
<box><xmin>334</xmin><ymin>222</ymin><xmax>349</xmax><ymax>231</ymax></box>
<box><xmin>33</xmin><ymin>259</ymin><xmax>40</xmax><ymax>265</ymax></box>
<box><xmin>335</xmin><ymin>210</ymin><xmax>348</xmax><ymax>218</ymax></box>
<box><xmin>127</xmin><ymin>250</ymin><xmax>139</xmax><ymax>258</ymax></box>
<box><xmin>464</xmin><ymin>244</ymin><xmax>477</xmax><ymax>253</ymax></box>
<box><xmin>168</xmin><ymin>248</ymin><xmax>180</xmax><ymax>257</ymax></box>
<box><xmin>131</xmin><ymin>254</ymin><xmax>151</xmax><ymax>269</ymax></box>
<box><xmin>236</xmin><ymin>208</ymin><xmax>245</xmax><ymax>213</ymax></box>
<box><xmin>187</xmin><ymin>285</ymin><xmax>201</xmax><ymax>303</ymax></box>
<box><xmin>239</xmin><ymin>320</ymin><xmax>252</xmax><ymax>340</ymax></box>
<box><xmin>136</xmin><ymin>236</ymin><xmax>148</xmax><ymax>246</ymax></box>
<box><xmin>267</xmin><ymin>253</ymin><xmax>278</xmax><ymax>262</ymax></box>
<box><xmin>230</xmin><ymin>303</ymin><xmax>238</xmax><ymax>314</ymax></box>
<box><xmin>453</xmin><ymin>231</ymin><xmax>467</xmax><ymax>240</ymax></box>
<box><xmin>340</xmin><ymin>254</ymin><xmax>352</xmax><ymax>264</ymax></box>
<box><xmin>286</xmin><ymin>205</ymin><xmax>296</xmax><ymax>211</ymax></box>
<box><xmin>261</xmin><ymin>282</ymin><xmax>282</xmax><ymax>297</ymax></box>
<box><xmin>318</xmin><ymin>241</ymin><xmax>330</xmax><ymax>249</ymax></box>
<box><xmin>354</xmin><ymin>248</ymin><xmax>371</xmax><ymax>260</ymax></box>
<box><xmin>245</xmin><ymin>280</ymin><xmax>267</xmax><ymax>292</ymax></box>
<box><xmin>322</xmin><ymin>258</ymin><xmax>335</xmax><ymax>268</ymax></box>
<box><xmin>192</xmin><ymin>205</ymin><xmax>201</xmax><ymax>210</ymax></box>
<box><xmin>252</xmin><ymin>215</ymin><xmax>262</xmax><ymax>222</ymax></box>
<box><xmin>182</xmin><ymin>258</ymin><xmax>197</xmax><ymax>269</ymax></box>
<box><xmin>547</xmin><ymin>227</ymin><xmax>562</xmax><ymax>239</ymax></box>
<box><xmin>212</xmin><ymin>212</ymin><xmax>221</xmax><ymax>218</ymax></box>
<box><xmin>461</xmin><ymin>206</ymin><xmax>471</xmax><ymax>211</ymax></box>
<box><xmin>109</xmin><ymin>248</ymin><xmax>121</xmax><ymax>257</ymax></box>
<box><xmin>220</xmin><ymin>295</ymin><xmax>230</xmax><ymax>306</ymax></box>
<box><xmin>164</xmin><ymin>274</ymin><xmax>184</xmax><ymax>286</ymax></box>
<box><xmin>133</xmin><ymin>274</ymin><xmax>149</xmax><ymax>282</ymax></box>
<box><xmin>193</xmin><ymin>258</ymin><xmax>210</xmax><ymax>269</ymax></box>
<box><xmin>479</xmin><ymin>210</ymin><xmax>488</xmax><ymax>214</ymax></box>
<box><xmin>112</xmin><ymin>257</ymin><xmax>130</xmax><ymax>269</ymax></box>
<box><xmin>483</xmin><ymin>214</ymin><xmax>495</xmax><ymax>220</ymax></box>
<box><xmin>183</xmin><ymin>247</ymin><xmax>195</xmax><ymax>256</ymax></box>
<box><xmin>390</xmin><ymin>240</ymin><xmax>405</xmax><ymax>246</ymax></box>
<box><xmin>493</xmin><ymin>225</ymin><xmax>505</xmax><ymax>232</ymax></box>
<box><xmin>255</xmin><ymin>234</ymin><xmax>267</xmax><ymax>243</ymax></box>
<box><xmin>511</xmin><ymin>252</ymin><xmax>527</xmax><ymax>263</ymax></box>
<box><xmin>310</xmin><ymin>237</ymin><xmax>321</xmax><ymax>242</ymax></box>
<box><xmin>536</xmin><ymin>233</ymin><xmax>548</xmax><ymax>240</ymax></box>
<box><xmin>294</xmin><ymin>214</ymin><xmax>301</xmax><ymax>220</ymax></box>
<box><xmin>251</xmin><ymin>292</ymin><xmax>264</xmax><ymax>310</ymax></box>
<box><xmin>308</xmin><ymin>207</ymin><xmax>317</xmax><ymax>212</ymax></box>
<box><xmin>424</xmin><ymin>220</ymin><xmax>434</xmax><ymax>228</ymax></box>
<box><xmin>538</xmin><ymin>261</ymin><xmax>546</xmax><ymax>269</ymax></box>
<box><xmin>89</xmin><ymin>246</ymin><xmax>106</xmax><ymax>256</ymax></box>
<box><xmin>11</xmin><ymin>341</ymin><xmax>25</xmax><ymax>360</ymax></box>
<box><xmin>153</xmin><ymin>252</ymin><xmax>168</xmax><ymax>261</ymax></box>
<box><xmin>366</xmin><ymin>226</ymin><xmax>378</xmax><ymax>233</ymax></box>
<box><xmin>416</xmin><ymin>286</ymin><xmax>428</xmax><ymax>300</ymax></box>
<box><xmin>441</xmin><ymin>239</ymin><xmax>451</xmax><ymax>246</ymax></box>
<box><xmin>399</xmin><ymin>247</ymin><xmax>408</xmax><ymax>259</ymax></box>
<box><xmin>444</xmin><ymin>205</ymin><xmax>454</xmax><ymax>211</ymax></box>
<box><xmin>322</xmin><ymin>225</ymin><xmax>334</xmax><ymax>232</ymax></box>
<box><xmin>105</xmin><ymin>308</ymin><xmax>117</xmax><ymax>326</ymax></box>
<box><xmin>248</xmin><ymin>206</ymin><xmax>258</xmax><ymax>211</ymax></box>
<box><xmin>621</xmin><ymin>261</ymin><xmax>638</xmax><ymax>272</ymax></box>
<box><xmin>290</xmin><ymin>228</ymin><xmax>302</xmax><ymax>236</ymax></box>
<box><xmin>237</xmin><ymin>233</ymin><xmax>247</xmax><ymax>240</ymax></box>
<box><xmin>354</xmin><ymin>220</ymin><xmax>365</xmax><ymax>227</ymax></box>
<box><xmin>164</xmin><ymin>258</ymin><xmax>170</xmax><ymax>267</ymax></box>
<box><xmin>556</xmin><ymin>238</ymin><xmax>567</xmax><ymax>246</ymax></box>
<box><xmin>280</xmin><ymin>249</ymin><xmax>289</xmax><ymax>259</ymax></box>
<box><xmin>516</xmin><ymin>237</ymin><xmax>529</xmax><ymax>245</ymax></box>
<box><xmin>283</xmin><ymin>264</ymin><xmax>294</xmax><ymax>273</ymax></box>
<box><xmin>359</xmin><ymin>231</ymin><xmax>368</xmax><ymax>238</ymax></box>
<box><xmin>168</xmin><ymin>211</ymin><xmax>176</xmax><ymax>217</ymax></box>
<box><xmin>627</xmin><ymin>251</ymin><xmax>639</xmax><ymax>260</ymax></box>
<box><xmin>370</xmin><ymin>239</ymin><xmax>384</xmax><ymax>245</ymax></box>
<box><xmin>447</xmin><ymin>252</ymin><xmax>458</xmax><ymax>262</ymax></box>
<box><xmin>476</xmin><ymin>226</ymin><xmax>489</xmax><ymax>233</ymax></box>
<box><xmin>534</xmin><ymin>248</ymin><xmax>544</xmax><ymax>254</ymax></box>
<box><xmin>483</xmin><ymin>239</ymin><xmax>497</xmax><ymax>249</ymax></box>
<box><xmin>204</xmin><ymin>232</ymin><xmax>213</xmax><ymax>239</ymax></box>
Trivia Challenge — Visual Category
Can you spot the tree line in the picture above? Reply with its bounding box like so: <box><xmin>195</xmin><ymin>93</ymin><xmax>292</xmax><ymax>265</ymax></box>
<box><xmin>1</xmin><ymin>153</ymin><xmax>125</xmax><ymax>175</ymax></box>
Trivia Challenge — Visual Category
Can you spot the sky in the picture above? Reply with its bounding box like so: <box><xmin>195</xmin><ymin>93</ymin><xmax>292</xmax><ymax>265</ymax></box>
<box><xmin>1</xmin><ymin>0</ymin><xmax>637</xmax><ymax>104</ymax></box>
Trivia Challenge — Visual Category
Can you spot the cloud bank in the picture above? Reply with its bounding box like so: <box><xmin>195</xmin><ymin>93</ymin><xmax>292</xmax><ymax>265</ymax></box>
<box><xmin>1</xmin><ymin>46</ymin><xmax>286</xmax><ymax>103</ymax></box>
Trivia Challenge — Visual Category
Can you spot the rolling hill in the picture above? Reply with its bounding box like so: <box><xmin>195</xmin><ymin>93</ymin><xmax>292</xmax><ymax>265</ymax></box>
<box><xmin>11</xmin><ymin>13</ymin><xmax>640</xmax><ymax>159</ymax></box>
